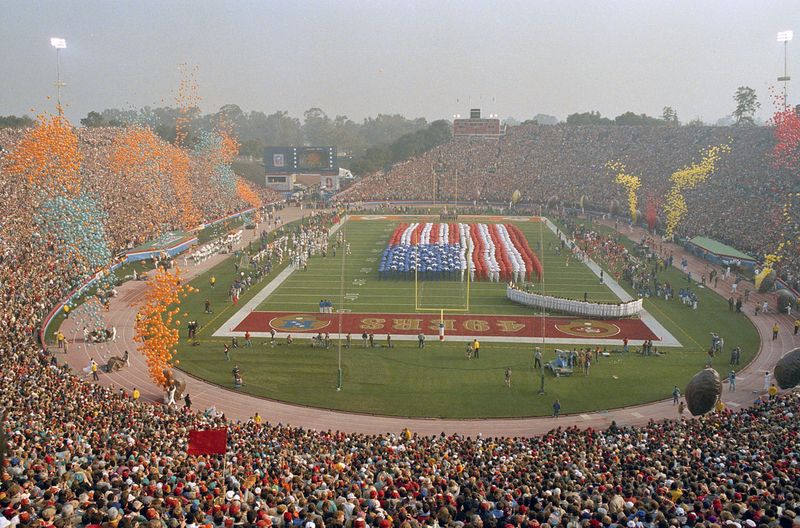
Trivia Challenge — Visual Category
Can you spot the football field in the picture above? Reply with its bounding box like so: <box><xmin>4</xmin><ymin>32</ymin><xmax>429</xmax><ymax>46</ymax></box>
<box><xmin>173</xmin><ymin>214</ymin><xmax>759</xmax><ymax>418</ymax></box>
<box><xmin>257</xmin><ymin>216</ymin><xmax>619</xmax><ymax>315</ymax></box>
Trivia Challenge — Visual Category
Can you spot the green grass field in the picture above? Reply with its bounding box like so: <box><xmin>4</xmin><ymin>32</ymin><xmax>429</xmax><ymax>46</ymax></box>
<box><xmin>173</xmin><ymin>215</ymin><xmax>760</xmax><ymax>418</ymax></box>
<box><xmin>259</xmin><ymin>218</ymin><xmax>618</xmax><ymax>315</ymax></box>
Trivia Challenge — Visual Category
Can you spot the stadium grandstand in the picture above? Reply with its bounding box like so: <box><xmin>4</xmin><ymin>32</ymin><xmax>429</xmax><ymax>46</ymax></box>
<box><xmin>0</xmin><ymin>115</ymin><xmax>798</xmax><ymax>528</ymax></box>
<box><xmin>2</xmin><ymin>5</ymin><xmax>800</xmax><ymax>528</ymax></box>
<box><xmin>337</xmin><ymin>125</ymin><xmax>799</xmax><ymax>291</ymax></box>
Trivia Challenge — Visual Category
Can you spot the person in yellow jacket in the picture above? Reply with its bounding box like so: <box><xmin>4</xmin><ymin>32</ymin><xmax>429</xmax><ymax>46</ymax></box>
<box><xmin>132</xmin><ymin>388</ymin><xmax>140</xmax><ymax>401</ymax></box>
<box><xmin>253</xmin><ymin>413</ymin><xmax>262</xmax><ymax>425</ymax></box>
<box><xmin>768</xmin><ymin>384</ymin><xmax>778</xmax><ymax>400</ymax></box>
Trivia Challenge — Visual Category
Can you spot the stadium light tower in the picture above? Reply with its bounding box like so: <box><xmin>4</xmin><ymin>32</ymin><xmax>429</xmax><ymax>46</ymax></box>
<box><xmin>777</xmin><ymin>31</ymin><xmax>793</xmax><ymax>109</ymax></box>
<box><xmin>50</xmin><ymin>37</ymin><xmax>67</xmax><ymax>113</ymax></box>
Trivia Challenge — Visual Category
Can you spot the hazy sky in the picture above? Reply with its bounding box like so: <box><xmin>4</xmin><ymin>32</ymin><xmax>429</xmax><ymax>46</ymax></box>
<box><xmin>2</xmin><ymin>0</ymin><xmax>799</xmax><ymax>124</ymax></box>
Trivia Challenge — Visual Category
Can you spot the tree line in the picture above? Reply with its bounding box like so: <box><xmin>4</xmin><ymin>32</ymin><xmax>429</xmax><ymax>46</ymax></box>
<box><xmin>0</xmin><ymin>85</ymin><xmax>762</xmax><ymax>174</ymax></box>
<box><xmin>562</xmin><ymin>86</ymin><xmax>761</xmax><ymax>127</ymax></box>
<box><xmin>74</xmin><ymin>105</ymin><xmax>435</xmax><ymax>161</ymax></box>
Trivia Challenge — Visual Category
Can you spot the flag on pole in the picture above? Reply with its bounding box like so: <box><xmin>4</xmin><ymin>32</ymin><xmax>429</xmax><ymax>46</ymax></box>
<box><xmin>187</xmin><ymin>428</ymin><xmax>228</xmax><ymax>455</ymax></box>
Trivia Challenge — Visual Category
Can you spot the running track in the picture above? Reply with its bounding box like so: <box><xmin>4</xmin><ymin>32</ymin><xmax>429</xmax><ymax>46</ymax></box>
<box><xmin>58</xmin><ymin>210</ymin><xmax>799</xmax><ymax>436</ymax></box>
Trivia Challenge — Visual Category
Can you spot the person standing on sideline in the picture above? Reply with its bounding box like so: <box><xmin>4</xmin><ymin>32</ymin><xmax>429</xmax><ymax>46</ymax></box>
<box><xmin>224</xmin><ymin>344</ymin><xmax>230</xmax><ymax>361</ymax></box>
<box><xmin>91</xmin><ymin>360</ymin><xmax>99</xmax><ymax>381</ymax></box>
<box><xmin>534</xmin><ymin>348</ymin><xmax>542</xmax><ymax>369</ymax></box>
<box><xmin>345</xmin><ymin>333</ymin><xmax>351</xmax><ymax>348</ymax></box>
<box><xmin>552</xmin><ymin>399</ymin><xmax>561</xmax><ymax>418</ymax></box>
<box><xmin>672</xmin><ymin>386</ymin><xmax>681</xmax><ymax>405</ymax></box>
<box><xmin>132</xmin><ymin>387</ymin><xmax>140</xmax><ymax>401</ymax></box>
<box><xmin>768</xmin><ymin>383</ymin><xmax>778</xmax><ymax>399</ymax></box>
<box><xmin>210</xmin><ymin>276</ymin><xmax>216</xmax><ymax>288</ymax></box>
<box><xmin>362</xmin><ymin>332</ymin><xmax>368</xmax><ymax>347</ymax></box>
<box><xmin>794</xmin><ymin>318</ymin><xmax>799</xmax><ymax>335</ymax></box>
<box><xmin>386</xmin><ymin>333</ymin><xmax>392</xmax><ymax>348</ymax></box>
<box><xmin>245</xmin><ymin>331</ymin><xmax>252</xmax><ymax>347</ymax></box>
<box><xmin>184</xmin><ymin>393</ymin><xmax>192</xmax><ymax>409</ymax></box>
<box><xmin>772</xmin><ymin>323</ymin><xmax>779</xmax><ymax>340</ymax></box>
<box><xmin>472</xmin><ymin>338</ymin><xmax>480</xmax><ymax>359</ymax></box>
<box><xmin>678</xmin><ymin>400</ymin><xmax>686</xmax><ymax>416</ymax></box>
<box><xmin>504</xmin><ymin>368</ymin><xmax>512</xmax><ymax>387</ymax></box>
<box><xmin>417</xmin><ymin>333</ymin><xmax>425</xmax><ymax>348</ymax></box>
<box><xmin>764</xmin><ymin>371</ymin><xmax>771</xmax><ymax>393</ymax></box>
<box><xmin>728</xmin><ymin>371</ymin><xmax>736</xmax><ymax>392</ymax></box>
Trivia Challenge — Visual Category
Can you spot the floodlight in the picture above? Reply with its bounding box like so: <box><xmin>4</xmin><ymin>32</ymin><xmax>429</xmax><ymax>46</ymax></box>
<box><xmin>50</xmin><ymin>37</ymin><xmax>66</xmax><ymax>49</ymax></box>
<box><xmin>777</xmin><ymin>31</ymin><xmax>793</xmax><ymax>42</ymax></box>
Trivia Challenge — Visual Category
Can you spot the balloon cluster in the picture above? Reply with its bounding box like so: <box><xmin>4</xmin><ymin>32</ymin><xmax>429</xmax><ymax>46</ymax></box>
<box><xmin>70</xmin><ymin>296</ymin><xmax>108</xmax><ymax>335</ymax></box>
<box><xmin>109</xmin><ymin>124</ymin><xmax>202</xmax><ymax>229</ymax></box>
<box><xmin>5</xmin><ymin>112</ymin><xmax>83</xmax><ymax>194</ymax></box>
<box><xmin>133</xmin><ymin>267</ymin><xmax>194</xmax><ymax>387</ymax></box>
<box><xmin>607</xmin><ymin>161</ymin><xmax>641</xmax><ymax>222</ymax></box>
<box><xmin>36</xmin><ymin>192</ymin><xmax>112</xmax><ymax>273</ymax></box>
<box><xmin>762</xmin><ymin>191</ymin><xmax>798</xmax><ymax>270</ymax></box>
<box><xmin>108</xmin><ymin>126</ymin><xmax>174</xmax><ymax>228</ymax></box>
<box><xmin>765</xmin><ymin>102</ymin><xmax>800</xmax><ymax>268</ymax></box>
<box><xmin>164</xmin><ymin>143</ymin><xmax>202</xmax><ymax>228</ymax></box>
<box><xmin>768</xmin><ymin>94</ymin><xmax>800</xmax><ymax>171</ymax></box>
<box><xmin>236</xmin><ymin>179</ymin><xmax>262</xmax><ymax>221</ymax></box>
<box><xmin>194</xmin><ymin>130</ymin><xmax>239</xmax><ymax>194</ymax></box>
<box><xmin>174</xmin><ymin>63</ymin><xmax>201</xmax><ymax>147</ymax></box>
<box><xmin>664</xmin><ymin>143</ymin><xmax>731</xmax><ymax>238</ymax></box>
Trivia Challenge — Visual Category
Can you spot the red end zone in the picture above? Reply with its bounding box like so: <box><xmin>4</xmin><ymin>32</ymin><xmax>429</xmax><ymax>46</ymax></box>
<box><xmin>233</xmin><ymin>311</ymin><xmax>659</xmax><ymax>341</ymax></box>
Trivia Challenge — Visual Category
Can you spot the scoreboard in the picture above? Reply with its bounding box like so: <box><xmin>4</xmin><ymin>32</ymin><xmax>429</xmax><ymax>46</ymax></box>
<box><xmin>264</xmin><ymin>147</ymin><xmax>338</xmax><ymax>174</ymax></box>
<box><xmin>452</xmin><ymin>118</ymin><xmax>501</xmax><ymax>137</ymax></box>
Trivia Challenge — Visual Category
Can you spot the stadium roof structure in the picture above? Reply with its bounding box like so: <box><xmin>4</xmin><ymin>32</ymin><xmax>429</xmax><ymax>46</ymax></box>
<box><xmin>687</xmin><ymin>236</ymin><xmax>756</xmax><ymax>263</ymax></box>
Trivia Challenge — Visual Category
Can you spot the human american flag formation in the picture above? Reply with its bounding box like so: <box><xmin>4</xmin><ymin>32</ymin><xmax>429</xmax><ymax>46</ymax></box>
<box><xmin>379</xmin><ymin>223</ymin><xmax>543</xmax><ymax>282</ymax></box>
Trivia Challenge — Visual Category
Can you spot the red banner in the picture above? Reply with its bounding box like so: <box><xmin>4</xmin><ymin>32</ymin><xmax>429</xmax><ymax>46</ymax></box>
<box><xmin>187</xmin><ymin>428</ymin><xmax>228</xmax><ymax>455</ymax></box>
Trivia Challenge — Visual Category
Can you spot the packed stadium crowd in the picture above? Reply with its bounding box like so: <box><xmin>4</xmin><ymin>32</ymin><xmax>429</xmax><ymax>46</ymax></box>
<box><xmin>1</xmin><ymin>122</ymin><xmax>799</xmax><ymax>528</ymax></box>
<box><xmin>338</xmin><ymin>125</ymin><xmax>798</xmax><ymax>287</ymax></box>
<box><xmin>3</xmin><ymin>340</ymin><xmax>799</xmax><ymax>528</ymax></box>
<box><xmin>0</xmin><ymin>126</ymin><xmax>277</xmax><ymax>345</ymax></box>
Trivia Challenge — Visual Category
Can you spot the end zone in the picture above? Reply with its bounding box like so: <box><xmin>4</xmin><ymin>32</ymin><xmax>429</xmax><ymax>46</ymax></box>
<box><xmin>216</xmin><ymin>310</ymin><xmax>674</xmax><ymax>347</ymax></box>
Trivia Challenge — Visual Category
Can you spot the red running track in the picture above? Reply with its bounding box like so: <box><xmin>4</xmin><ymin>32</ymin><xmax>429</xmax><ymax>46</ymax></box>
<box><xmin>234</xmin><ymin>311</ymin><xmax>659</xmax><ymax>340</ymax></box>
